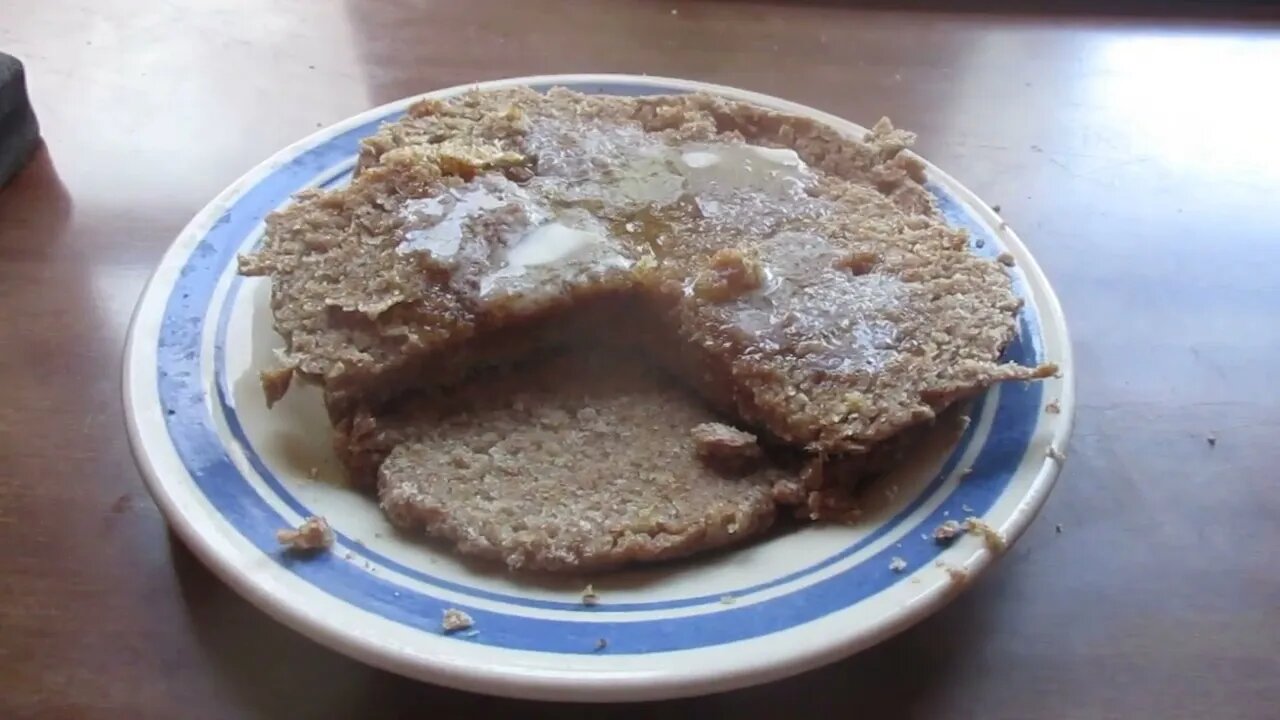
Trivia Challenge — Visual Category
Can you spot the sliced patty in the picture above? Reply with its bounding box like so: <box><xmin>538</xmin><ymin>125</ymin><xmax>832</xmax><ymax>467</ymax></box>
<box><xmin>373</xmin><ymin>349</ymin><xmax>791</xmax><ymax>572</ymax></box>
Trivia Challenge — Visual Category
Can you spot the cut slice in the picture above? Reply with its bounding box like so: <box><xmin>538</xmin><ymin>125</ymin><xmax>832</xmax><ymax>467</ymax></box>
<box><xmin>369</xmin><ymin>349</ymin><xmax>790</xmax><ymax>572</ymax></box>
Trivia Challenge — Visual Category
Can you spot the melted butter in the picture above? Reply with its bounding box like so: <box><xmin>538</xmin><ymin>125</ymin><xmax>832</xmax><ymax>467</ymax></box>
<box><xmin>480</xmin><ymin>211</ymin><xmax>632</xmax><ymax>297</ymax></box>
<box><xmin>675</xmin><ymin>144</ymin><xmax>810</xmax><ymax>198</ymax></box>
<box><xmin>506</xmin><ymin>222</ymin><xmax>607</xmax><ymax>268</ymax></box>
<box><xmin>711</xmin><ymin>232</ymin><xmax>905</xmax><ymax>375</ymax></box>
<box><xmin>397</xmin><ymin>177</ymin><xmax>539</xmax><ymax>261</ymax></box>
<box><xmin>397</xmin><ymin>110</ymin><xmax>894</xmax><ymax>372</ymax></box>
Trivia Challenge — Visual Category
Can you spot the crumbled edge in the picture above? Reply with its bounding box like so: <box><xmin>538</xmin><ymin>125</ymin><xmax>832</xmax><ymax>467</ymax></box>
<box><xmin>582</xmin><ymin>584</ymin><xmax>600</xmax><ymax>607</ymax></box>
<box><xmin>962</xmin><ymin>516</ymin><xmax>1007</xmax><ymax>553</ymax></box>
<box><xmin>441</xmin><ymin>608</ymin><xmax>474</xmax><ymax>633</ymax></box>
<box><xmin>691</xmin><ymin>248</ymin><xmax>766</xmax><ymax>302</ymax></box>
<box><xmin>834</xmin><ymin>250</ymin><xmax>881</xmax><ymax>276</ymax></box>
<box><xmin>276</xmin><ymin>516</ymin><xmax>334</xmax><ymax>552</ymax></box>
<box><xmin>933</xmin><ymin>520</ymin><xmax>963</xmax><ymax>543</ymax></box>
<box><xmin>889</xmin><ymin>556</ymin><xmax>908</xmax><ymax>573</ymax></box>
<box><xmin>260</xmin><ymin>367</ymin><xmax>294</xmax><ymax>409</ymax></box>
<box><xmin>1046</xmin><ymin>444</ymin><xmax>1067</xmax><ymax>463</ymax></box>
<box><xmin>935</xmin><ymin>560</ymin><xmax>969</xmax><ymax>585</ymax></box>
<box><xmin>1045</xmin><ymin>399</ymin><xmax>1061</xmax><ymax>414</ymax></box>
<box><xmin>690</xmin><ymin>422</ymin><xmax>764</xmax><ymax>471</ymax></box>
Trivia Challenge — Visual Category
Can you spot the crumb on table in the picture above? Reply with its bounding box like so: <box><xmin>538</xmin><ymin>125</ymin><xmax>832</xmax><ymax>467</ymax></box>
<box><xmin>1045</xmin><ymin>399</ymin><xmax>1061</xmax><ymax>414</ymax></box>
<box><xmin>889</xmin><ymin>556</ymin><xmax>908</xmax><ymax>573</ymax></box>
<box><xmin>276</xmin><ymin>516</ymin><xmax>333</xmax><ymax>552</ymax></box>
<box><xmin>582</xmin><ymin>584</ymin><xmax>600</xmax><ymax>606</ymax></box>
<box><xmin>997</xmin><ymin>252</ymin><xmax>1016</xmax><ymax>266</ymax></box>
<box><xmin>1046</xmin><ymin>444</ymin><xmax>1067</xmax><ymax>463</ymax></box>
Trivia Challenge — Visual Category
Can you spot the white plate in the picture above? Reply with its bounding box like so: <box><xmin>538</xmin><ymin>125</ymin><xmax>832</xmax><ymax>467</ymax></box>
<box><xmin>124</xmin><ymin>74</ymin><xmax>1074</xmax><ymax>702</ymax></box>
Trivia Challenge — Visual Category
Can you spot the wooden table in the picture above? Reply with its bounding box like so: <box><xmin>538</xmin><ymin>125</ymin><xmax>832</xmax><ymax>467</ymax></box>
<box><xmin>3</xmin><ymin>1</ymin><xmax>1278</xmax><ymax>717</ymax></box>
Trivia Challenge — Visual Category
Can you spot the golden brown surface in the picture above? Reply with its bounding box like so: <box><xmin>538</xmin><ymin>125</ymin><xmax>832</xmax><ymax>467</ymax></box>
<box><xmin>2</xmin><ymin>1</ymin><xmax>1279</xmax><ymax>717</ymax></box>
<box><xmin>245</xmin><ymin>87</ymin><xmax>1045</xmax><ymax>457</ymax></box>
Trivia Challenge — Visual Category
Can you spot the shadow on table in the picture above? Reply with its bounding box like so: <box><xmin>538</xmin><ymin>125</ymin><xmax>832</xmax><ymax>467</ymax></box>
<box><xmin>170</xmin><ymin>530</ymin><xmax>1014</xmax><ymax>719</ymax></box>
<box><xmin>0</xmin><ymin>142</ymin><xmax>73</xmax><ymax>254</ymax></box>
<box><xmin>694</xmin><ymin>0</ymin><xmax>1280</xmax><ymax>21</ymax></box>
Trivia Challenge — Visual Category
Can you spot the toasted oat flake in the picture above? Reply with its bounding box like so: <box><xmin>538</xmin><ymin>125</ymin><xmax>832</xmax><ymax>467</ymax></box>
<box><xmin>933</xmin><ymin>520</ymin><xmax>963</xmax><ymax>543</ymax></box>
<box><xmin>441</xmin><ymin>608</ymin><xmax>474</xmax><ymax>633</ymax></box>
<box><xmin>276</xmin><ymin>516</ymin><xmax>333</xmax><ymax>552</ymax></box>
<box><xmin>963</xmin><ymin>516</ymin><xmax>1007</xmax><ymax>553</ymax></box>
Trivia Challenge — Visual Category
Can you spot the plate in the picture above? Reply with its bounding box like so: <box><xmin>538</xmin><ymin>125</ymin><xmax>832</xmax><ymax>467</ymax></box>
<box><xmin>123</xmin><ymin>74</ymin><xmax>1074</xmax><ymax>702</ymax></box>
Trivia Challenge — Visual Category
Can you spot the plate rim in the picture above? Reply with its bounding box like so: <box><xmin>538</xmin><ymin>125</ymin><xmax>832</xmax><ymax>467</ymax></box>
<box><xmin>123</xmin><ymin>73</ymin><xmax>1075</xmax><ymax>701</ymax></box>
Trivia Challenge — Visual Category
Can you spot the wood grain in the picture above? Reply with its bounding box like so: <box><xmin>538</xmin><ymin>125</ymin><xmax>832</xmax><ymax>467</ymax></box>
<box><xmin>1</xmin><ymin>1</ymin><xmax>1278</xmax><ymax>717</ymax></box>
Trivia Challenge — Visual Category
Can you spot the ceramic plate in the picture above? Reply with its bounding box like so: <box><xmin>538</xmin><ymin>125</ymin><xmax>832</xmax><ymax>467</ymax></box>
<box><xmin>124</xmin><ymin>74</ymin><xmax>1073</xmax><ymax>702</ymax></box>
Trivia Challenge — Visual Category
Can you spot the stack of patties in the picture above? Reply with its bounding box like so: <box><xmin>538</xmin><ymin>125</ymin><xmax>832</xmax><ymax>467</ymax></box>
<box><xmin>239</xmin><ymin>87</ymin><xmax>1055</xmax><ymax>572</ymax></box>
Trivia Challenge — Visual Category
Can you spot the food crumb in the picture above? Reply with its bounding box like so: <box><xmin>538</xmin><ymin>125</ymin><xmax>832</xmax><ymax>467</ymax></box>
<box><xmin>720</xmin><ymin>594</ymin><xmax>737</xmax><ymax>605</ymax></box>
<box><xmin>963</xmin><ymin>517</ymin><xmax>1007</xmax><ymax>553</ymax></box>
<box><xmin>889</xmin><ymin>556</ymin><xmax>908</xmax><ymax>573</ymax></box>
<box><xmin>1045</xmin><ymin>399</ymin><xmax>1061</xmax><ymax>414</ymax></box>
<box><xmin>1046</xmin><ymin>444</ymin><xmax>1067</xmax><ymax>463</ymax></box>
<box><xmin>1055</xmin><ymin>523</ymin><xmax>1063</xmax><ymax>533</ymax></box>
<box><xmin>441</xmin><ymin>608</ymin><xmax>474</xmax><ymax>633</ymax></box>
<box><xmin>691</xmin><ymin>422</ymin><xmax>763</xmax><ymax>472</ymax></box>
<box><xmin>582</xmin><ymin>584</ymin><xmax>600</xmax><ymax>606</ymax></box>
<box><xmin>671</xmin><ymin>8</ymin><xmax>678</xmax><ymax>13</ymax></box>
<box><xmin>594</xmin><ymin>638</ymin><xmax>608</xmax><ymax>651</ymax></box>
<box><xmin>276</xmin><ymin>516</ymin><xmax>333</xmax><ymax>552</ymax></box>
<box><xmin>997</xmin><ymin>252</ymin><xmax>1016</xmax><ymax>267</ymax></box>
<box><xmin>991</xmin><ymin>204</ymin><xmax>1002</xmax><ymax>213</ymax></box>
<box><xmin>307</xmin><ymin>466</ymin><xmax>319</xmax><ymax>480</ymax></box>
<box><xmin>961</xmin><ymin>504</ymin><xmax>975</xmax><ymax>513</ymax></box>
<box><xmin>692</xmin><ymin>248</ymin><xmax>765</xmax><ymax>302</ymax></box>
<box><xmin>933</xmin><ymin>520</ymin><xmax>963</xmax><ymax>543</ymax></box>
<box><xmin>1207</xmin><ymin>433</ymin><xmax>1217</xmax><ymax>447</ymax></box>
<box><xmin>962</xmin><ymin>467</ymin><xmax>974</xmax><ymax>477</ymax></box>
<box><xmin>936</xmin><ymin>561</ymin><xmax>969</xmax><ymax>585</ymax></box>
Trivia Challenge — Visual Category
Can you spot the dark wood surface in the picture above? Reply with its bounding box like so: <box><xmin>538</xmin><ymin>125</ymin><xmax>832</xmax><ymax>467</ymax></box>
<box><xmin>2</xmin><ymin>1</ymin><xmax>1278</xmax><ymax>717</ymax></box>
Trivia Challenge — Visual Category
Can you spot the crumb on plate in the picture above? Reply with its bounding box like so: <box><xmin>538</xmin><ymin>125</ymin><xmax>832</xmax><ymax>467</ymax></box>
<box><xmin>963</xmin><ymin>516</ymin><xmax>1007</xmax><ymax>553</ymax></box>
<box><xmin>442</xmin><ymin>608</ymin><xmax>474</xmax><ymax>633</ymax></box>
<box><xmin>276</xmin><ymin>516</ymin><xmax>333</xmax><ymax>552</ymax></box>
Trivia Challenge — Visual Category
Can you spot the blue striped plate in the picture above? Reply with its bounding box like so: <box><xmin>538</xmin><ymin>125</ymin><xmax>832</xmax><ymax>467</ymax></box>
<box><xmin>124</xmin><ymin>75</ymin><xmax>1074</xmax><ymax>702</ymax></box>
